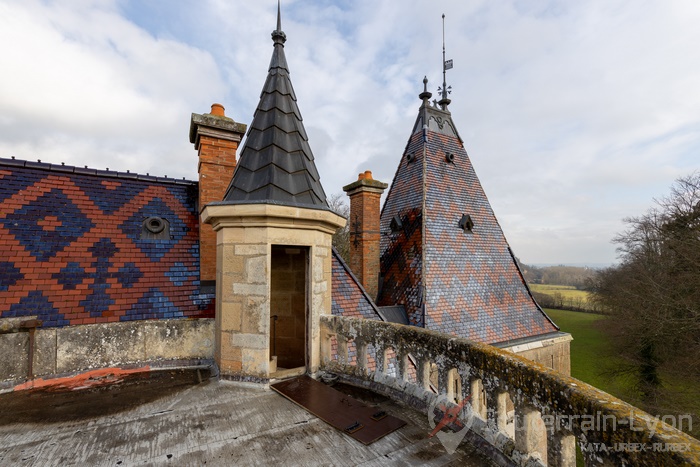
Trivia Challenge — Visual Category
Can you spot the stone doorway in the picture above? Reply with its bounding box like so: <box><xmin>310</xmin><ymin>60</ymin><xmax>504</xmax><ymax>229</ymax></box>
<box><xmin>270</xmin><ymin>245</ymin><xmax>308</xmax><ymax>374</ymax></box>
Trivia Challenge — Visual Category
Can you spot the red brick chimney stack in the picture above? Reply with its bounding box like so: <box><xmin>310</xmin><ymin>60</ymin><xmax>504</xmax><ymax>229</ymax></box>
<box><xmin>189</xmin><ymin>104</ymin><xmax>247</xmax><ymax>288</ymax></box>
<box><xmin>343</xmin><ymin>170</ymin><xmax>388</xmax><ymax>300</ymax></box>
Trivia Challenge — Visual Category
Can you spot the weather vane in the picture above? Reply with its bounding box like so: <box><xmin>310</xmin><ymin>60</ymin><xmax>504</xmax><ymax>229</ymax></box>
<box><xmin>437</xmin><ymin>13</ymin><xmax>452</xmax><ymax>110</ymax></box>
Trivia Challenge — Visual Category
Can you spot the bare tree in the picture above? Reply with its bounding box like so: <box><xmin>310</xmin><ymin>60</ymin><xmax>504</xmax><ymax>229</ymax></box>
<box><xmin>590</xmin><ymin>172</ymin><xmax>700</xmax><ymax>405</ymax></box>
<box><xmin>328</xmin><ymin>193</ymin><xmax>350</xmax><ymax>262</ymax></box>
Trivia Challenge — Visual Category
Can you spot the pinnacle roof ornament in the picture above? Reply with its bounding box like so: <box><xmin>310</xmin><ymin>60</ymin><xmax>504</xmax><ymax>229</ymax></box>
<box><xmin>221</xmin><ymin>0</ymin><xmax>330</xmax><ymax>210</ymax></box>
<box><xmin>272</xmin><ymin>0</ymin><xmax>286</xmax><ymax>44</ymax></box>
<box><xmin>419</xmin><ymin>76</ymin><xmax>432</xmax><ymax>102</ymax></box>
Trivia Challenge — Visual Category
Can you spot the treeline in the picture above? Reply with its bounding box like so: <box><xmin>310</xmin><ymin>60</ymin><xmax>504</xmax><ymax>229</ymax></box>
<box><xmin>588</xmin><ymin>173</ymin><xmax>700</xmax><ymax>414</ymax></box>
<box><xmin>529</xmin><ymin>290</ymin><xmax>602</xmax><ymax>313</ymax></box>
<box><xmin>520</xmin><ymin>263</ymin><xmax>597</xmax><ymax>289</ymax></box>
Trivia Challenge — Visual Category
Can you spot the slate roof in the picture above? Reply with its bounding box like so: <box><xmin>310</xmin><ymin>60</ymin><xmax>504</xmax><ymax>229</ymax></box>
<box><xmin>221</xmin><ymin>7</ymin><xmax>329</xmax><ymax>210</ymax></box>
<box><xmin>0</xmin><ymin>158</ymin><xmax>214</xmax><ymax>327</ymax></box>
<box><xmin>377</xmin><ymin>89</ymin><xmax>558</xmax><ymax>344</ymax></box>
<box><xmin>331</xmin><ymin>249</ymin><xmax>384</xmax><ymax>321</ymax></box>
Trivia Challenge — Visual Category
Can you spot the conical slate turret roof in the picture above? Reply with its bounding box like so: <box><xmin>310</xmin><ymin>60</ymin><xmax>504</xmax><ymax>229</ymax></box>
<box><xmin>377</xmin><ymin>79</ymin><xmax>558</xmax><ymax>345</ymax></box>
<box><xmin>222</xmin><ymin>4</ymin><xmax>329</xmax><ymax>210</ymax></box>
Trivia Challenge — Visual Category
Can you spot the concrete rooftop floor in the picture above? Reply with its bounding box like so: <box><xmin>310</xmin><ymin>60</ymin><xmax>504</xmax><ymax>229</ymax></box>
<box><xmin>0</xmin><ymin>369</ymin><xmax>498</xmax><ymax>466</ymax></box>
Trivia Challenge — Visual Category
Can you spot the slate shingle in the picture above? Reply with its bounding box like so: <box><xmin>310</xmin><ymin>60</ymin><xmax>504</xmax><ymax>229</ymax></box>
<box><xmin>377</xmin><ymin>95</ymin><xmax>558</xmax><ymax>344</ymax></box>
<box><xmin>222</xmin><ymin>15</ymin><xmax>329</xmax><ymax>211</ymax></box>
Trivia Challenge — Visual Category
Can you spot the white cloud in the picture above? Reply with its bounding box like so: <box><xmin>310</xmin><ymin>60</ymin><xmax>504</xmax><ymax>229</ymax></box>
<box><xmin>0</xmin><ymin>0</ymin><xmax>225</xmax><ymax>177</ymax></box>
<box><xmin>1</xmin><ymin>0</ymin><xmax>699</xmax><ymax>264</ymax></box>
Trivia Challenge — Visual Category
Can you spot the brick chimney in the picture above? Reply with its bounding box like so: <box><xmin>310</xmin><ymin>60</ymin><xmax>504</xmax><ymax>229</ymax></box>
<box><xmin>343</xmin><ymin>170</ymin><xmax>388</xmax><ymax>300</ymax></box>
<box><xmin>189</xmin><ymin>104</ymin><xmax>247</xmax><ymax>290</ymax></box>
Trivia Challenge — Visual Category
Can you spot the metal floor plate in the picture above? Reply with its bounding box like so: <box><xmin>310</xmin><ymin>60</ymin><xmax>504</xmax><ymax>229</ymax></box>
<box><xmin>271</xmin><ymin>375</ymin><xmax>406</xmax><ymax>445</ymax></box>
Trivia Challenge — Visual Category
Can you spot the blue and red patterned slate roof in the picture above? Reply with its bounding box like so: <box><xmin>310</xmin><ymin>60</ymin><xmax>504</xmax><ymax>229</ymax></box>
<box><xmin>331</xmin><ymin>248</ymin><xmax>383</xmax><ymax>321</ymax></box>
<box><xmin>0</xmin><ymin>158</ymin><xmax>214</xmax><ymax>327</ymax></box>
<box><xmin>377</xmin><ymin>94</ymin><xmax>558</xmax><ymax>344</ymax></box>
<box><xmin>0</xmin><ymin>157</ymin><xmax>383</xmax><ymax>328</ymax></box>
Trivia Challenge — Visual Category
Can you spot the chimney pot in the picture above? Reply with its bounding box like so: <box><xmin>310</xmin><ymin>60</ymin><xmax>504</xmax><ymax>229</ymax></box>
<box><xmin>364</xmin><ymin>170</ymin><xmax>373</xmax><ymax>180</ymax></box>
<box><xmin>210</xmin><ymin>103</ymin><xmax>225</xmax><ymax>117</ymax></box>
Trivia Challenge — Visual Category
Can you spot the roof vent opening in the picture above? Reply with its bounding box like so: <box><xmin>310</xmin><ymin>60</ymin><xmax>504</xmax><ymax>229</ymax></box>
<box><xmin>458</xmin><ymin>214</ymin><xmax>474</xmax><ymax>233</ymax></box>
<box><xmin>406</xmin><ymin>152</ymin><xmax>415</xmax><ymax>164</ymax></box>
<box><xmin>390</xmin><ymin>215</ymin><xmax>403</xmax><ymax>232</ymax></box>
<box><xmin>141</xmin><ymin>216</ymin><xmax>170</xmax><ymax>240</ymax></box>
<box><xmin>445</xmin><ymin>152</ymin><xmax>455</xmax><ymax>163</ymax></box>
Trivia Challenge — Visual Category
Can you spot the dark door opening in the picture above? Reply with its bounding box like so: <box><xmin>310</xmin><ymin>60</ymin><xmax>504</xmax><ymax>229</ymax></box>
<box><xmin>270</xmin><ymin>245</ymin><xmax>308</xmax><ymax>371</ymax></box>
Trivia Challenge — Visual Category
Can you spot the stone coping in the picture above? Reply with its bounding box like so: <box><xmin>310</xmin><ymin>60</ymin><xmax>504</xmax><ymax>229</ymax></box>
<box><xmin>201</xmin><ymin>203</ymin><xmax>346</xmax><ymax>234</ymax></box>
<box><xmin>320</xmin><ymin>315</ymin><xmax>700</xmax><ymax>466</ymax></box>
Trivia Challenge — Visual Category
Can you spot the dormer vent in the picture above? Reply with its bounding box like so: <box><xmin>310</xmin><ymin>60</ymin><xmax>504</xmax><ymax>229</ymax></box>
<box><xmin>390</xmin><ymin>215</ymin><xmax>403</xmax><ymax>232</ymax></box>
<box><xmin>406</xmin><ymin>152</ymin><xmax>415</xmax><ymax>163</ymax></box>
<box><xmin>445</xmin><ymin>152</ymin><xmax>455</xmax><ymax>163</ymax></box>
<box><xmin>458</xmin><ymin>214</ymin><xmax>474</xmax><ymax>233</ymax></box>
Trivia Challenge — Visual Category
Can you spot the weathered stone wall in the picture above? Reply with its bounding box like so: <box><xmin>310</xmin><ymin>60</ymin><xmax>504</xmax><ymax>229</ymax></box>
<box><xmin>203</xmin><ymin>203</ymin><xmax>344</xmax><ymax>383</ymax></box>
<box><xmin>0</xmin><ymin>318</ymin><xmax>214</xmax><ymax>388</ymax></box>
<box><xmin>500</xmin><ymin>334</ymin><xmax>572</xmax><ymax>376</ymax></box>
<box><xmin>321</xmin><ymin>315</ymin><xmax>700</xmax><ymax>467</ymax></box>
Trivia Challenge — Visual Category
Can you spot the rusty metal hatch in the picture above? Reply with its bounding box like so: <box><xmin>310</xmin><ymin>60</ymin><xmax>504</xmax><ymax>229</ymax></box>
<box><xmin>271</xmin><ymin>375</ymin><xmax>406</xmax><ymax>445</ymax></box>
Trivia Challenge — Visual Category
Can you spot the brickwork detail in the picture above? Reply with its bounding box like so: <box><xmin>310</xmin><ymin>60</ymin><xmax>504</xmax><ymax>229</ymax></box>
<box><xmin>189</xmin><ymin>107</ymin><xmax>246</xmax><ymax>284</ymax></box>
<box><xmin>197</xmin><ymin>136</ymin><xmax>239</xmax><ymax>282</ymax></box>
<box><xmin>343</xmin><ymin>172</ymin><xmax>387</xmax><ymax>300</ymax></box>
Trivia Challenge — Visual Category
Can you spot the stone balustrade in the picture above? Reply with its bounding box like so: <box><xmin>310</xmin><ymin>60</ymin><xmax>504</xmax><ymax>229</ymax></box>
<box><xmin>320</xmin><ymin>315</ymin><xmax>700</xmax><ymax>466</ymax></box>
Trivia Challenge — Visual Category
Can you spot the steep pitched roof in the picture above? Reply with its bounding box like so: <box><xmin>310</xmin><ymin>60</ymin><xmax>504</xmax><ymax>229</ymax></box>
<box><xmin>222</xmin><ymin>5</ymin><xmax>329</xmax><ymax>210</ymax></box>
<box><xmin>331</xmin><ymin>248</ymin><xmax>385</xmax><ymax>321</ymax></box>
<box><xmin>377</xmin><ymin>82</ymin><xmax>558</xmax><ymax>344</ymax></box>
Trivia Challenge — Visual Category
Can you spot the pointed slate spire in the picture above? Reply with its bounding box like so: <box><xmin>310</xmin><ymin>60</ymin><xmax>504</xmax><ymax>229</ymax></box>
<box><xmin>378</xmin><ymin>77</ymin><xmax>558</xmax><ymax>344</ymax></box>
<box><xmin>223</xmin><ymin>2</ymin><xmax>329</xmax><ymax>210</ymax></box>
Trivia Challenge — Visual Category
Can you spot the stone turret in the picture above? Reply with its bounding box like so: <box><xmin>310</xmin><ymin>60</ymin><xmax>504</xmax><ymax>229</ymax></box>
<box><xmin>201</xmin><ymin>3</ymin><xmax>344</xmax><ymax>382</ymax></box>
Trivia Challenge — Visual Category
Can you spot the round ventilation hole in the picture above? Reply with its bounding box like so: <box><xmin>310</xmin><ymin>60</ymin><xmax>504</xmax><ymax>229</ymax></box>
<box><xmin>144</xmin><ymin>217</ymin><xmax>166</xmax><ymax>234</ymax></box>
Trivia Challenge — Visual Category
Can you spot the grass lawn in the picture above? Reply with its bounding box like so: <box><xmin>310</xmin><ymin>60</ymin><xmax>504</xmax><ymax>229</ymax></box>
<box><xmin>544</xmin><ymin>308</ymin><xmax>632</xmax><ymax>396</ymax></box>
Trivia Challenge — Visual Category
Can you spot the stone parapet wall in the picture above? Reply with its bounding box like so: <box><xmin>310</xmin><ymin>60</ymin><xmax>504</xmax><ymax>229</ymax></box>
<box><xmin>0</xmin><ymin>317</ymin><xmax>214</xmax><ymax>387</ymax></box>
<box><xmin>320</xmin><ymin>315</ymin><xmax>700</xmax><ymax>466</ymax></box>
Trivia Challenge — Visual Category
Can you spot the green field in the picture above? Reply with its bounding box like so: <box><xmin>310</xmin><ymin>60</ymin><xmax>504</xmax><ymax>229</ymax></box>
<box><xmin>545</xmin><ymin>308</ymin><xmax>699</xmax><ymax>440</ymax></box>
<box><xmin>545</xmin><ymin>308</ymin><xmax>631</xmax><ymax>395</ymax></box>
<box><xmin>530</xmin><ymin>284</ymin><xmax>591</xmax><ymax>304</ymax></box>
<box><xmin>528</xmin><ymin>284</ymin><xmax>594</xmax><ymax>311</ymax></box>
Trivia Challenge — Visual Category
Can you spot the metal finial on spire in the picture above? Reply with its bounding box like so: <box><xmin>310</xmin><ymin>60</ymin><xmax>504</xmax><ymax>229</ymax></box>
<box><xmin>437</xmin><ymin>13</ymin><xmax>452</xmax><ymax>110</ymax></box>
<box><xmin>419</xmin><ymin>75</ymin><xmax>432</xmax><ymax>101</ymax></box>
<box><xmin>272</xmin><ymin>0</ymin><xmax>286</xmax><ymax>44</ymax></box>
<box><xmin>277</xmin><ymin>0</ymin><xmax>281</xmax><ymax>31</ymax></box>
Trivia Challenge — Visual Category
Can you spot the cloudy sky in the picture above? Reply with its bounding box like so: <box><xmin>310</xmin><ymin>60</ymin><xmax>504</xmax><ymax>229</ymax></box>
<box><xmin>1</xmin><ymin>0</ymin><xmax>699</xmax><ymax>266</ymax></box>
